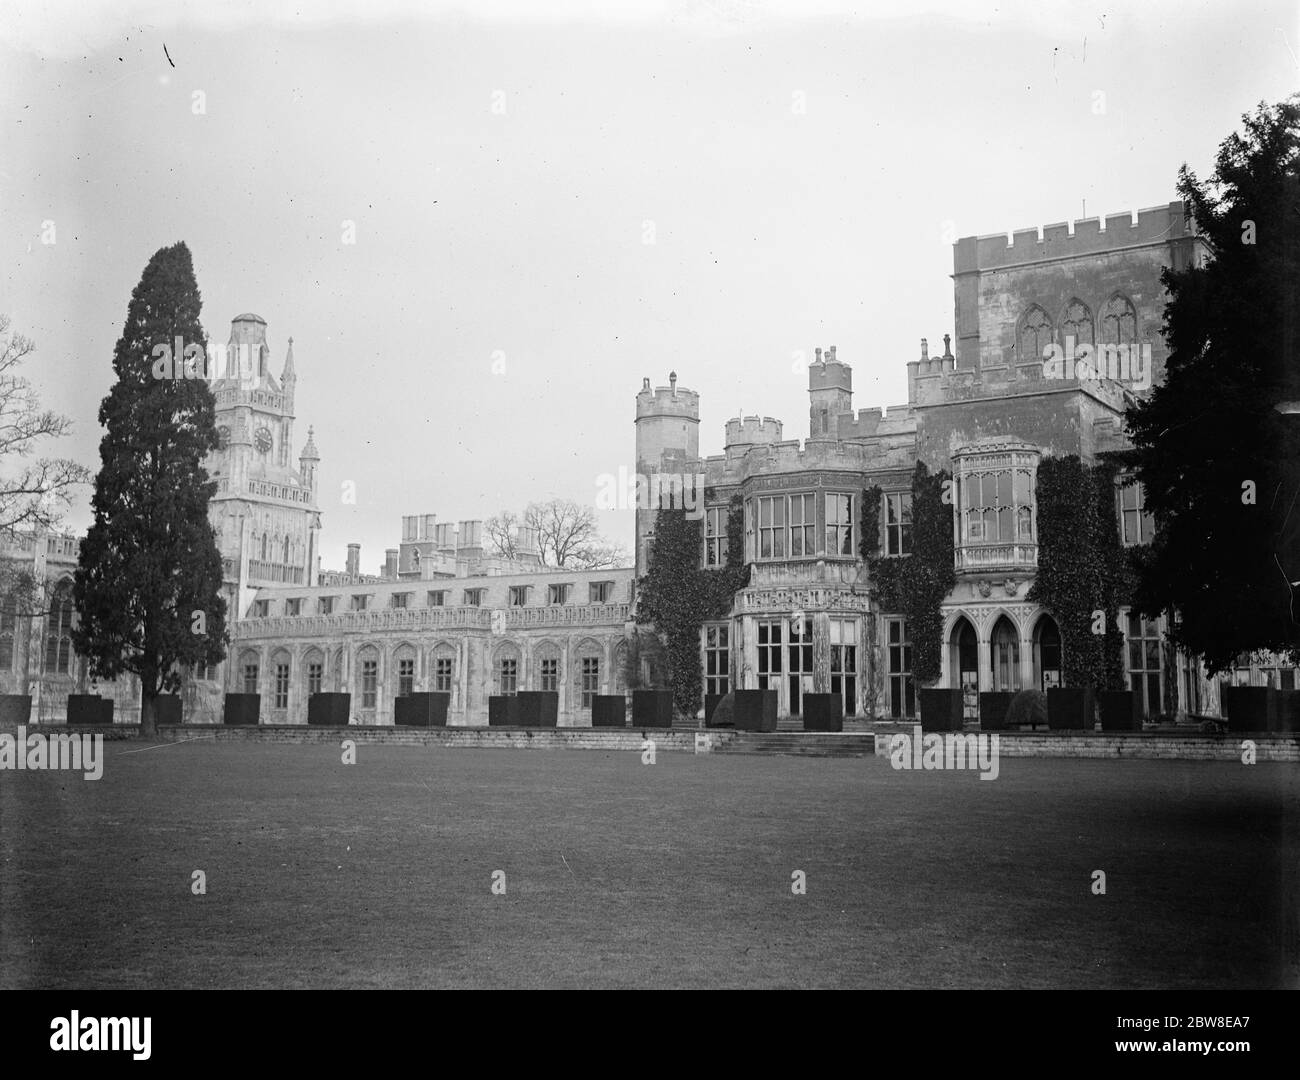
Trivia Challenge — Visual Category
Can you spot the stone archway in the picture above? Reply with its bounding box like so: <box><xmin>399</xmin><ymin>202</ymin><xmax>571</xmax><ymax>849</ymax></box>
<box><xmin>1033</xmin><ymin>614</ymin><xmax>1063</xmax><ymax>691</ymax></box>
<box><xmin>949</xmin><ymin>616</ymin><xmax>979</xmax><ymax>719</ymax></box>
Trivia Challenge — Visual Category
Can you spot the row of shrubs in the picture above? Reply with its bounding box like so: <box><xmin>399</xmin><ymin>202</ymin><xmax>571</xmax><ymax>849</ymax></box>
<box><xmin>915</xmin><ymin>686</ymin><xmax>1300</xmax><ymax>733</ymax></box>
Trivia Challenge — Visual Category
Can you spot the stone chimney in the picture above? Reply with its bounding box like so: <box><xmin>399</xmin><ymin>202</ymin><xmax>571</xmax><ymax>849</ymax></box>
<box><xmin>384</xmin><ymin>549</ymin><xmax>398</xmax><ymax>579</ymax></box>
<box><xmin>346</xmin><ymin>543</ymin><xmax>360</xmax><ymax>578</ymax></box>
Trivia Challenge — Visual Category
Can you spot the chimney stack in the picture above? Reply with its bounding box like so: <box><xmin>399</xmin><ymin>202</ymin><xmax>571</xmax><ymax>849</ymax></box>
<box><xmin>384</xmin><ymin>549</ymin><xmax>398</xmax><ymax>579</ymax></box>
<box><xmin>921</xmin><ymin>337</ymin><xmax>929</xmax><ymax>362</ymax></box>
<box><xmin>346</xmin><ymin>543</ymin><xmax>360</xmax><ymax>578</ymax></box>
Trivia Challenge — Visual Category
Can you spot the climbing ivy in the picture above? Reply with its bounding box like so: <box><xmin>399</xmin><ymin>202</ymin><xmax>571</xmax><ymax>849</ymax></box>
<box><xmin>863</xmin><ymin>461</ymin><xmax>955</xmax><ymax>684</ymax></box>
<box><xmin>1027</xmin><ymin>456</ymin><xmax>1126</xmax><ymax>691</ymax></box>
<box><xmin>635</xmin><ymin>495</ymin><xmax>750</xmax><ymax>717</ymax></box>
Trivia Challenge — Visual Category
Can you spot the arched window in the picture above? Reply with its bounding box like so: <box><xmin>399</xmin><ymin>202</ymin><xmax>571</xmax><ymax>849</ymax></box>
<box><xmin>1018</xmin><ymin>306</ymin><xmax>1053</xmax><ymax>363</ymax></box>
<box><xmin>411</xmin><ymin>549</ymin><xmax>421</xmax><ymax>570</ymax></box>
<box><xmin>990</xmin><ymin>616</ymin><xmax>1021</xmax><ymax>693</ymax></box>
<box><xmin>1061</xmin><ymin>298</ymin><xmax>1094</xmax><ymax>347</ymax></box>
<box><xmin>260</xmin><ymin>534</ymin><xmax>268</xmax><ymax>562</ymax></box>
<box><xmin>282</xmin><ymin>536</ymin><xmax>290</xmax><ymax>565</ymax></box>
<box><xmin>1101</xmin><ymin>294</ymin><xmax>1137</xmax><ymax>346</ymax></box>
<box><xmin>44</xmin><ymin>582</ymin><xmax>75</xmax><ymax>674</ymax></box>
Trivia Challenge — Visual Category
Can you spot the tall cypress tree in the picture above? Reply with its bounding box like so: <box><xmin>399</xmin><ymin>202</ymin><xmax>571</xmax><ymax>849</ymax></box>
<box><xmin>73</xmin><ymin>242</ymin><xmax>227</xmax><ymax>734</ymax></box>
<box><xmin>1125</xmin><ymin>97</ymin><xmax>1300</xmax><ymax>674</ymax></box>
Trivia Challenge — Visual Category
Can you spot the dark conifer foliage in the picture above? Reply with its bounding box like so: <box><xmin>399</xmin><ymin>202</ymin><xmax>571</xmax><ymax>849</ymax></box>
<box><xmin>72</xmin><ymin>242</ymin><xmax>227</xmax><ymax>733</ymax></box>
<box><xmin>1126</xmin><ymin>98</ymin><xmax>1300</xmax><ymax>673</ymax></box>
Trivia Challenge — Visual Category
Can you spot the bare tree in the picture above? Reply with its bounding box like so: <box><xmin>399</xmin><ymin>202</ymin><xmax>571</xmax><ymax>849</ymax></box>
<box><xmin>0</xmin><ymin>314</ymin><xmax>91</xmax><ymax>539</ymax></box>
<box><xmin>483</xmin><ymin>509</ymin><xmax>520</xmax><ymax>559</ymax></box>
<box><xmin>523</xmin><ymin>498</ymin><xmax>628</xmax><ymax>569</ymax></box>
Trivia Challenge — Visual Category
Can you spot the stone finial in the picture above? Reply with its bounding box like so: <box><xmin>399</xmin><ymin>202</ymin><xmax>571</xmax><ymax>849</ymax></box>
<box><xmin>943</xmin><ymin>333</ymin><xmax>953</xmax><ymax>359</ymax></box>
<box><xmin>815</xmin><ymin>347</ymin><xmax>823</xmax><ymax>364</ymax></box>
<box><xmin>669</xmin><ymin>371</ymin><xmax>677</xmax><ymax>397</ymax></box>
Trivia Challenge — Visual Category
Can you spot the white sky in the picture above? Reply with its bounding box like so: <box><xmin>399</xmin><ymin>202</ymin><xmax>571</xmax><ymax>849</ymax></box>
<box><xmin>2</xmin><ymin>0</ymin><xmax>1297</xmax><ymax>572</ymax></box>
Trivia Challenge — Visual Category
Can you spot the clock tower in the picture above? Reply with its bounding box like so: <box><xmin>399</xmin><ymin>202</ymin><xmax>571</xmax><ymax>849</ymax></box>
<box><xmin>207</xmin><ymin>313</ymin><xmax>322</xmax><ymax>619</ymax></box>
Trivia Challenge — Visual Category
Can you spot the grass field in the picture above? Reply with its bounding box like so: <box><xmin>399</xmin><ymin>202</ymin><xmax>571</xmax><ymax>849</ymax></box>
<box><xmin>2</xmin><ymin>742</ymin><xmax>1297</xmax><ymax>989</ymax></box>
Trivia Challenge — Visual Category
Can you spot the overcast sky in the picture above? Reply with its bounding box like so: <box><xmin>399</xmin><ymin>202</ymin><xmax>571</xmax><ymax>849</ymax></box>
<box><xmin>2</xmin><ymin>0</ymin><xmax>1297</xmax><ymax>573</ymax></box>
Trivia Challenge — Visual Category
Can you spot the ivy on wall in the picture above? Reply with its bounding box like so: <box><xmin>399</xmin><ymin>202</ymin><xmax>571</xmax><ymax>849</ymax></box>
<box><xmin>1027</xmin><ymin>456</ymin><xmax>1126</xmax><ymax>691</ymax></box>
<box><xmin>635</xmin><ymin>495</ymin><xmax>750</xmax><ymax>717</ymax></box>
<box><xmin>862</xmin><ymin>461</ymin><xmax>955</xmax><ymax>684</ymax></box>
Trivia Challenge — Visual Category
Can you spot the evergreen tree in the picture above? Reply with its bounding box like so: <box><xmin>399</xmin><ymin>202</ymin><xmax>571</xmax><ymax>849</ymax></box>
<box><xmin>1126</xmin><ymin>98</ymin><xmax>1300</xmax><ymax>673</ymax></box>
<box><xmin>73</xmin><ymin>243</ymin><xmax>227</xmax><ymax>734</ymax></box>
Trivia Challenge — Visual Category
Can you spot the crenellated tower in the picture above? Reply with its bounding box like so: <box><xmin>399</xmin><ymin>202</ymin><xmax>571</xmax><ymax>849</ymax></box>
<box><xmin>807</xmin><ymin>344</ymin><xmax>852</xmax><ymax>441</ymax></box>
<box><xmin>634</xmin><ymin>371</ymin><xmax>700</xmax><ymax>578</ymax></box>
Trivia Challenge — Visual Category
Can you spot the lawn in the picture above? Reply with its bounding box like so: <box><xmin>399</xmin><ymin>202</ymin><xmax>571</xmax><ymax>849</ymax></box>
<box><xmin>1</xmin><ymin>742</ymin><xmax>1296</xmax><ymax>989</ymax></box>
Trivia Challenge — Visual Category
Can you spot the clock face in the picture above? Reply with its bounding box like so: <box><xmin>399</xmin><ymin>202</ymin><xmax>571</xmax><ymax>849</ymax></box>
<box><xmin>255</xmin><ymin>426</ymin><xmax>273</xmax><ymax>455</ymax></box>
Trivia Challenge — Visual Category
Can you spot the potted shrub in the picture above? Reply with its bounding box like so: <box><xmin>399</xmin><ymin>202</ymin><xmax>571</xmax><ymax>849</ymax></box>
<box><xmin>802</xmin><ymin>692</ymin><xmax>843</xmax><ymax>732</ymax></box>
<box><xmin>733</xmin><ymin>689</ymin><xmax>778</xmax><ymax>732</ymax></box>
<box><xmin>1098</xmin><ymin>689</ymin><xmax>1140</xmax><ymax>731</ymax></box>
<box><xmin>307</xmin><ymin>692</ymin><xmax>350</xmax><ymax>726</ymax></box>
<box><xmin>632</xmin><ymin>689</ymin><xmax>674</xmax><ymax>728</ymax></box>
<box><xmin>222</xmin><ymin>693</ymin><xmax>260</xmax><ymax>726</ymax></box>
<box><xmin>979</xmin><ymin>691</ymin><xmax>1018</xmax><ymax>731</ymax></box>
<box><xmin>1047</xmin><ymin>686</ymin><xmax>1095</xmax><ymax>730</ymax></box>
<box><xmin>591</xmin><ymin>695</ymin><xmax>627</xmax><ymax>728</ymax></box>
<box><xmin>919</xmin><ymin>687</ymin><xmax>963</xmax><ymax>731</ymax></box>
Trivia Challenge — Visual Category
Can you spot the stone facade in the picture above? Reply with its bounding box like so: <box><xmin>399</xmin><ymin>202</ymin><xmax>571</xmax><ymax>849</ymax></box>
<box><xmin>634</xmin><ymin>202</ymin><xmax>1293</xmax><ymax>722</ymax></box>
<box><xmin>2</xmin><ymin>208</ymin><xmax>1292</xmax><ymax>726</ymax></box>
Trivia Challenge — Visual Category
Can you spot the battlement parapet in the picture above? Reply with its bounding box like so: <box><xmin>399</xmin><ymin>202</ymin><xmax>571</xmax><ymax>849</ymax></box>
<box><xmin>954</xmin><ymin>201</ymin><xmax>1194</xmax><ymax>273</ymax></box>
<box><xmin>724</xmin><ymin>415</ymin><xmax>784</xmax><ymax>447</ymax></box>
<box><xmin>635</xmin><ymin>374</ymin><xmax>700</xmax><ymax>421</ymax></box>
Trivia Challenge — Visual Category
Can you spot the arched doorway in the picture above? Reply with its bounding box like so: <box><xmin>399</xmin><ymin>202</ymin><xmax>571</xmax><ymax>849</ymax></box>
<box><xmin>989</xmin><ymin>615</ymin><xmax>1021</xmax><ymax>692</ymax></box>
<box><xmin>950</xmin><ymin>617</ymin><xmax>978</xmax><ymax>720</ymax></box>
<box><xmin>1033</xmin><ymin>615</ymin><xmax>1063</xmax><ymax>690</ymax></box>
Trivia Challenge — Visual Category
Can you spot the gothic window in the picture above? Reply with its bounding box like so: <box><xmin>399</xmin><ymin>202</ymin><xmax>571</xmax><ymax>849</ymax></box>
<box><xmin>260</xmin><ymin>534</ymin><xmax>268</xmax><ymax>562</ymax></box>
<box><xmin>395</xmin><ymin>651</ymin><xmax>415</xmax><ymax>697</ymax></box>
<box><xmin>1061</xmin><ymin>298</ymin><xmax>1094</xmax><ymax>347</ymax></box>
<box><xmin>282</xmin><ymin>536</ymin><xmax>290</xmax><ymax>564</ymax></box>
<box><xmin>580</xmin><ymin>656</ymin><xmax>599</xmax><ymax>709</ymax></box>
<box><xmin>538</xmin><ymin>646</ymin><xmax>559</xmax><ymax>692</ymax></box>
<box><xmin>273</xmin><ymin>656</ymin><xmax>291</xmax><ymax>710</ymax></box>
<box><xmin>44</xmin><ymin>581</ymin><xmax>75</xmax><ymax>675</ymax></box>
<box><xmin>1018</xmin><ymin>306</ymin><xmax>1053</xmax><ymax>363</ymax></box>
<box><xmin>497</xmin><ymin>653</ymin><xmax>518</xmax><ymax>695</ymax></box>
<box><xmin>359</xmin><ymin>650</ymin><xmax>379</xmax><ymax>709</ymax></box>
<box><xmin>1101</xmin><ymin>294</ymin><xmax>1138</xmax><ymax>346</ymax></box>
